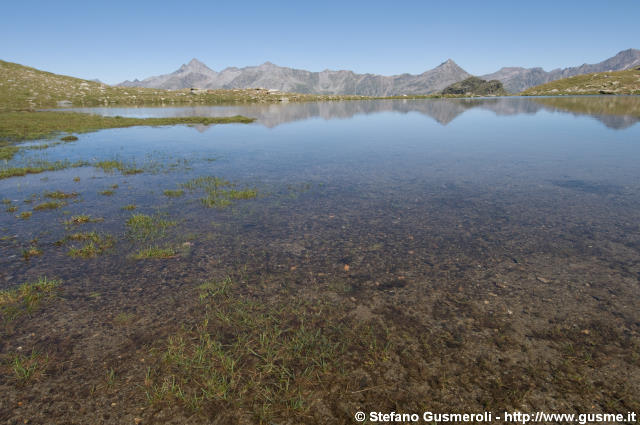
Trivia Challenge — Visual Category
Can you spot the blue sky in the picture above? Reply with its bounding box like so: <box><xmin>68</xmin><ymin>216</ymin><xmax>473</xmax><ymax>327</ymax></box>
<box><xmin>1</xmin><ymin>0</ymin><xmax>638</xmax><ymax>84</ymax></box>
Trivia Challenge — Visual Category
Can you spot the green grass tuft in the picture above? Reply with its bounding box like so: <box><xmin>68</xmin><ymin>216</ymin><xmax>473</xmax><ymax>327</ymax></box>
<box><xmin>67</xmin><ymin>233</ymin><xmax>114</xmax><ymax>258</ymax></box>
<box><xmin>44</xmin><ymin>190</ymin><xmax>78</xmax><ymax>199</ymax></box>
<box><xmin>126</xmin><ymin>213</ymin><xmax>176</xmax><ymax>241</ymax></box>
<box><xmin>11</xmin><ymin>350</ymin><xmax>48</xmax><ymax>383</ymax></box>
<box><xmin>94</xmin><ymin>160</ymin><xmax>143</xmax><ymax>175</ymax></box>
<box><xmin>33</xmin><ymin>200</ymin><xmax>66</xmax><ymax>210</ymax></box>
<box><xmin>181</xmin><ymin>176</ymin><xmax>257</xmax><ymax>209</ymax></box>
<box><xmin>64</xmin><ymin>214</ymin><xmax>102</xmax><ymax>225</ymax></box>
<box><xmin>0</xmin><ymin>277</ymin><xmax>61</xmax><ymax>323</ymax></box>
<box><xmin>163</xmin><ymin>189</ymin><xmax>185</xmax><ymax>197</ymax></box>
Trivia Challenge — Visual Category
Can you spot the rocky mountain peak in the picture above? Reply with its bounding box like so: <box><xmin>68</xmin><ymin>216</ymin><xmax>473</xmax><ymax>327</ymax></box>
<box><xmin>189</xmin><ymin>58</ymin><xmax>205</xmax><ymax>66</ymax></box>
<box><xmin>438</xmin><ymin>59</ymin><xmax>459</xmax><ymax>68</ymax></box>
<box><xmin>178</xmin><ymin>58</ymin><xmax>213</xmax><ymax>74</ymax></box>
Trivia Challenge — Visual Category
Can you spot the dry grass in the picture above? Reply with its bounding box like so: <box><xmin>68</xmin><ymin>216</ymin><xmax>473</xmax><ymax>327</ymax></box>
<box><xmin>522</xmin><ymin>69</ymin><xmax>640</xmax><ymax>95</ymax></box>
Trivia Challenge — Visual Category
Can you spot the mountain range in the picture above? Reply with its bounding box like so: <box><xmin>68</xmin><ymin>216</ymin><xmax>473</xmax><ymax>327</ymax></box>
<box><xmin>118</xmin><ymin>49</ymin><xmax>640</xmax><ymax>95</ymax></box>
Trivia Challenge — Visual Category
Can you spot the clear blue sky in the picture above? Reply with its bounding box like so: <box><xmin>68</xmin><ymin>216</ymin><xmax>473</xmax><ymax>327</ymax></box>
<box><xmin>1</xmin><ymin>0</ymin><xmax>638</xmax><ymax>84</ymax></box>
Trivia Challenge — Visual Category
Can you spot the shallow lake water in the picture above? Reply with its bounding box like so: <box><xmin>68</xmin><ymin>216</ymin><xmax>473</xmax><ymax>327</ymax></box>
<box><xmin>1</xmin><ymin>97</ymin><xmax>640</xmax><ymax>424</ymax></box>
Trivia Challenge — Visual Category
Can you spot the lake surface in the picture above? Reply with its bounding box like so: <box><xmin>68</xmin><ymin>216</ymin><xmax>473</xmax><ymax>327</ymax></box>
<box><xmin>2</xmin><ymin>96</ymin><xmax>640</xmax><ymax>424</ymax></box>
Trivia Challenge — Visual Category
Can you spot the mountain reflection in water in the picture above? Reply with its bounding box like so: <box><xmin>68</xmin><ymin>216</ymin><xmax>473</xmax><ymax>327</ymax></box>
<box><xmin>63</xmin><ymin>95</ymin><xmax>640</xmax><ymax>130</ymax></box>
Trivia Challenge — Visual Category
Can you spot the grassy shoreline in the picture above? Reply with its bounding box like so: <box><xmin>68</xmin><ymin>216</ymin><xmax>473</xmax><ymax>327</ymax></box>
<box><xmin>0</xmin><ymin>111</ymin><xmax>254</xmax><ymax>142</ymax></box>
<box><xmin>0</xmin><ymin>112</ymin><xmax>255</xmax><ymax>162</ymax></box>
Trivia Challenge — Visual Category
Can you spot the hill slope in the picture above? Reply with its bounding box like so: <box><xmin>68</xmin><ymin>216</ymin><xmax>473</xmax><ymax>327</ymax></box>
<box><xmin>521</xmin><ymin>68</ymin><xmax>640</xmax><ymax>96</ymax></box>
<box><xmin>0</xmin><ymin>60</ymin><xmax>365</xmax><ymax>111</ymax></box>
<box><xmin>482</xmin><ymin>48</ymin><xmax>640</xmax><ymax>93</ymax></box>
<box><xmin>119</xmin><ymin>59</ymin><xmax>472</xmax><ymax>96</ymax></box>
<box><xmin>442</xmin><ymin>77</ymin><xmax>507</xmax><ymax>96</ymax></box>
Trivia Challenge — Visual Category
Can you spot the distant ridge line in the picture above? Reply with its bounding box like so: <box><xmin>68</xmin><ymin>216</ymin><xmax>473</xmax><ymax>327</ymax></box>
<box><xmin>117</xmin><ymin>49</ymin><xmax>640</xmax><ymax>95</ymax></box>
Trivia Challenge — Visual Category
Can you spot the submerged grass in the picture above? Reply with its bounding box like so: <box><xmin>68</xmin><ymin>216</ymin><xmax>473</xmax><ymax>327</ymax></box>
<box><xmin>22</xmin><ymin>246</ymin><xmax>43</xmax><ymax>260</ymax></box>
<box><xmin>163</xmin><ymin>189</ymin><xmax>185</xmax><ymax>197</ymax></box>
<box><xmin>132</xmin><ymin>246</ymin><xmax>177</xmax><ymax>260</ymax></box>
<box><xmin>126</xmin><ymin>213</ymin><xmax>177</xmax><ymax>241</ymax></box>
<box><xmin>181</xmin><ymin>176</ymin><xmax>258</xmax><ymax>209</ymax></box>
<box><xmin>33</xmin><ymin>200</ymin><xmax>66</xmax><ymax>211</ymax></box>
<box><xmin>0</xmin><ymin>159</ymin><xmax>87</xmax><ymax>180</ymax></box>
<box><xmin>114</xmin><ymin>312</ymin><xmax>136</xmax><ymax>325</ymax></box>
<box><xmin>64</xmin><ymin>214</ymin><xmax>103</xmax><ymax>225</ymax></box>
<box><xmin>145</xmin><ymin>277</ymin><xmax>392</xmax><ymax>420</ymax></box>
<box><xmin>44</xmin><ymin>190</ymin><xmax>78</xmax><ymax>199</ymax></box>
<box><xmin>66</xmin><ymin>233</ymin><xmax>114</xmax><ymax>258</ymax></box>
<box><xmin>94</xmin><ymin>160</ymin><xmax>143</xmax><ymax>175</ymax></box>
<box><xmin>0</xmin><ymin>277</ymin><xmax>61</xmax><ymax>324</ymax></box>
<box><xmin>11</xmin><ymin>350</ymin><xmax>48</xmax><ymax>383</ymax></box>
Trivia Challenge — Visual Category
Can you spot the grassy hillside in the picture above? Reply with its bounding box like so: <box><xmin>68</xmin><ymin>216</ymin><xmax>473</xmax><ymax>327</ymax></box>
<box><xmin>0</xmin><ymin>60</ymin><xmax>366</xmax><ymax>112</ymax></box>
<box><xmin>521</xmin><ymin>68</ymin><xmax>640</xmax><ymax>96</ymax></box>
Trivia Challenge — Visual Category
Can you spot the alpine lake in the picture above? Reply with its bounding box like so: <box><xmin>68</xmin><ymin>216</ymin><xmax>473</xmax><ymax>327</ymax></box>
<box><xmin>1</xmin><ymin>96</ymin><xmax>640</xmax><ymax>424</ymax></box>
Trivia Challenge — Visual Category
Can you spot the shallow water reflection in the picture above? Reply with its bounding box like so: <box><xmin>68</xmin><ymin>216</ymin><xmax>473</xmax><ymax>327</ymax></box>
<box><xmin>62</xmin><ymin>95</ymin><xmax>640</xmax><ymax>129</ymax></box>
